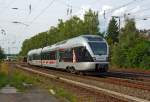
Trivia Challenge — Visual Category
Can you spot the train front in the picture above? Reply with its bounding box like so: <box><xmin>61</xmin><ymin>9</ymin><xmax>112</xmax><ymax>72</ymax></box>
<box><xmin>84</xmin><ymin>35</ymin><xmax>109</xmax><ymax>72</ymax></box>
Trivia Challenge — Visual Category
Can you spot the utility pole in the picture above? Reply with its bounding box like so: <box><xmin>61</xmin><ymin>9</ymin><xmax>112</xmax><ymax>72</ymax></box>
<box><xmin>112</xmin><ymin>16</ymin><xmax>121</xmax><ymax>31</ymax></box>
<box><xmin>103</xmin><ymin>10</ymin><xmax>107</xmax><ymax>36</ymax></box>
<box><xmin>66</xmin><ymin>0</ymin><xmax>72</xmax><ymax>18</ymax></box>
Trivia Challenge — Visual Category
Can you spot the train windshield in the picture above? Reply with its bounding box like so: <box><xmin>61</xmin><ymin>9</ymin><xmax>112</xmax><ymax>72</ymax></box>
<box><xmin>88</xmin><ymin>42</ymin><xmax>107</xmax><ymax>55</ymax></box>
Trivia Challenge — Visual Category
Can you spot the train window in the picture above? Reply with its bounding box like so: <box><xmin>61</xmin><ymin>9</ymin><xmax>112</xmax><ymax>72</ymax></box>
<box><xmin>42</xmin><ymin>52</ymin><xmax>48</xmax><ymax>60</ymax></box>
<box><xmin>37</xmin><ymin>54</ymin><xmax>41</xmax><ymax>60</ymax></box>
<box><xmin>33</xmin><ymin>54</ymin><xmax>35</xmax><ymax>60</ymax></box>
<box><xmin>59</xmin><ymin>49</ymin><xmax>72</xmax><ymax>62</ymax></box>
<box><xmin>74</xmin><ymin>47</ymin><xmax>93</xmax><ymax>62</ymax></box>
<box><xmin>83</xmin><ymin>50</ymin><xmax>93</xmax><ymax>62</ymax></box>
<box><xmin>74</xmin><ymin>47</ymin><xmax>83</xmax><ymax>62</ymax></box>
<box><xmin>89</xmin><ymin>42</ymin><xmax>107</xmax><ymax>55</ymax></box>
<box><xmin>41</xmin><ymin>53</ymin><xmax>44</xmax><ymax>60</ymax></box>
<box><xmin>42</xmin><ymin>51</ymin><xmax>56</xmax><ymax>60</ymax></box>
<box><xmin>84</xmin><ymin>36</ymin><xmax>103</xmax><ymax>41</ymax></box>
<box><xmin>33</xmin><ymin>53</ymin><xmax>41</xmax><ymax>60</ymax></box>
<box><xmin>49</xmin><ymin>51</ymin><xmax>56</xmax><ymax>60</ymax></box>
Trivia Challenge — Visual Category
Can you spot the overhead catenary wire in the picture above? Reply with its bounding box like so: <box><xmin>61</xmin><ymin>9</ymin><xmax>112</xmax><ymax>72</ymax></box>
<box><xmin>57</xmin><ymin>0</ymin><xmax>81</xmax><ymax>10</ymax></box>
<box><xmin>56</xmin><ymin>0</ymin><xmax>139</xmax><ymax>19</ymax></box>
<box><xmin>127</xmin><ymin>7</ymin><xmax>150</xmax><ymax>16</ymax></box>
<box><xmin>0</xmin><ymin>0</ymin><xmax>18</xmax><ymax>36</ymax></box>
<box><xmin>134</xmin><ymin>16</ymin><xmax>150</xmax><ymax>20</ymax></box>
<box><xmin>125</xmin><ymin>0</ymin><xmax>148</xmax><ymax>13</ymax></box>
<box><xmin>102</xmin><ymin>0</ymin><xmax>144</xmax><ymax>31</ymax></box>
<box><xmin>0</xmin><ymin>0</ymin><xmax>18</xmax><ymax>15</ymax></box>
<box><xmin>113</xmin><ymin>0</ymin><xmax>138</xmax><ymax>11</ymax></box>
<box><xmin>104</xmin><ymin>0</ymin><xmax>138</xmax><ymax>17</ymax></box>
<box><xmin>16</xmin><ymin>0</ymin><xmax>56</xmax><ymax>46</ymax></box>
<box><xmin>29</xmin><ymin>0</ymin><xmax>56</xmax><ymax>26</ymax></box>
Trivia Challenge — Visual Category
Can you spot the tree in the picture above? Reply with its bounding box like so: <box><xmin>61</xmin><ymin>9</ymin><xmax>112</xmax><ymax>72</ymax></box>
<box><xmin>0</xmin><ymin>47</ymin><xmax>5</xmax><ymax>61</ymax></box>
<box><xmin>83</xmin><ymin>9</ymin><xmax>100</xmax><ymax>35</ymax></box>
<box><xmin>107</xmin><ymin>17</ymin><xmax>119</xmax><ymax>45</ymax></box>
<box><xmin>128</xmin><ymin>40</ymin><xmax>150</xmax><ymax>68</ymax></box>
<box><xmin>112</xmin><ymin>19</ymin><xmax>150</xmax><ymax>69</ymax></box>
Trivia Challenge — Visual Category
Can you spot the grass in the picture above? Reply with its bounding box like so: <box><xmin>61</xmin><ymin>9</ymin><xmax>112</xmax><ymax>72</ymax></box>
<box><xmin>9</xmin><ymin>70</ymin><xmax>34</xmax><ymax>91</ymax></box>
<box><xmin>55</xmin><ymin>87</ymin><xmax>77</xmax><ymax>102</ymax></box>
<box><xmin>0</xmin><ymin>73</ymin><xmax>8</xmax><ymax>88</ymax></box>
<box><xmin>0</xmin><ymin>63</ymin><xmax>9</xmax><ymax>88</ymax></box>
<box><xmin>0</xmin><ymin>63</ymin><xmax>35</xmax><ymax>91</ymax></box>
<box><xmin>0</xmin><ymin>63</ymin><xmax>77</xmax><ymax>102</ymax></box>
<box><xmin>30</xmin><ymin>74</ymin><xmax>77</xmax><ymax>102</ymax></box>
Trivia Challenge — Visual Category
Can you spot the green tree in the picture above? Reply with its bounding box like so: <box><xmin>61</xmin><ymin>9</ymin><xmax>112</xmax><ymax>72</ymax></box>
<box><xmin>107</xmin><ymin>17</ymin><xmax>119</xmax><ymax>45</ymax></box>
<box><xmin>83</xmin><ymin>9</ymin><xmax>100</xmax><ymax>35</ymax></box>
<box><xmin>112</xmin><ymin>19</ymin><xmax>150</xmax><ymax>69</ymax></box>
<box><xmin>0</xmin><ymin>47</ymin><xmax>5</xmax><ymax>61</ymax></box>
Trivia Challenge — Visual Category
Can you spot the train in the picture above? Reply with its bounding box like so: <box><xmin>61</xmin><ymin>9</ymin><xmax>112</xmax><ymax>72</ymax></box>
<box><xmin>27</xmin><ymin>35</ymin><xmax>109</xmax><ymax>73</ymax></box>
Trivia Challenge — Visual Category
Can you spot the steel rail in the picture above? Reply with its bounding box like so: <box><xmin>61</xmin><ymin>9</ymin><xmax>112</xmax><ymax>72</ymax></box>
<box><xmin>16</xmin><ymin>65</ymin><xmax>150</xmax><ymax>102</ymax></box>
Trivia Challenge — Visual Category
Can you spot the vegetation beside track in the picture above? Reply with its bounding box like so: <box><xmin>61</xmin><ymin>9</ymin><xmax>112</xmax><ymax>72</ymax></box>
<box><xmin>0</xmin><ymin>47</ymin><xmax>5</xmax><ymax>63</ymax></box>
<box><xmin>0</xmin><ymin>63</ymin><xmax>77</xmax><ymax>102</ymax></box>
<box><xmin>111</xmin><ymin>19</ymin><xmax>150</xmax><ymax>70</ymax></box>
<box><xmin>0</xmin><ymin>63</ymin><xmax>34</xmax><ymax>90</ymax></box>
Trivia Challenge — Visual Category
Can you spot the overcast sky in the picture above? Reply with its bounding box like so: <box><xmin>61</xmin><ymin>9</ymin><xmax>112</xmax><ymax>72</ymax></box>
<box><xmin>0</xmin><ymin>0</ymin><xmax>150</xmax><ymax>54</ymax></box>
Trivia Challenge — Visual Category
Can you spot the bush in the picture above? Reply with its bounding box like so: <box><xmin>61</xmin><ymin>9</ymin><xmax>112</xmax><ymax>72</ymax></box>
<box><xmin>127</xmin><ymin>40</ymin><xmax>150</xmax><ymax>68</ymax></box>
<box><xmin>140</xmin><ymin>55</ymin><xmax>150</xmax><ymax>69</ymax></box>
<box><xmin>111</xmin><ymin>19</ymin><xmax>150</xmax><ymax>69</ymax></box>
<box><xmin>112</xmin><ymin>45</ymin><xmax>128</xmax><ymax>67</ymax></box>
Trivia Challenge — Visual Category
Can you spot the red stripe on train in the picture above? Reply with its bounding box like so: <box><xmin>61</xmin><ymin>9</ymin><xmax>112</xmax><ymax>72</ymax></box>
<box><xmin>42</xmin><ymin>60</ymin><xmax>56</xmax><ymax>64</ymax></box>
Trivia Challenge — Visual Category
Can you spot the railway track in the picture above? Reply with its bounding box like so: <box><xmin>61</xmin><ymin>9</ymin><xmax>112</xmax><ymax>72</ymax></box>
<box><xmin>20</xmin><ymin>63</ymin><xmax>150</xmax><ymax>82</ymax></box>
<box><xmin>16</xmin><ymin>63</ymin><xmax>150</xmax><ymax>102</ymax></box>
<box><xmin>20</xmin><ymin>63</ymin><xmax>150</xmax><ymax>91</ymax></box>
<box><xmin>106</xmin><ymin>71</ymin><xmax>150</xmax><ymax>82</ymax></box>
<box><xmin>85</xmin><ymin>72</ymin><xmax>150</xmax><ymax>91</ymax></box>
<box><xmin>108</xmin><ymin>71</ymin><xmax>150</xmax><ymax>78</ymax></box>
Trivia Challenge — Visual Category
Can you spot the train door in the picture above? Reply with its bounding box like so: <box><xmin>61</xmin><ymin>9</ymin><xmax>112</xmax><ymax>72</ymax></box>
<box><xmin>73</xmin><ymin>46</ymin><xmax>93</xmax><ymax>62</ymax></box>
<box><xmin>57</xmin><ymin>48</ymin><xmax>73</xmax><ymax>69</ymax></box>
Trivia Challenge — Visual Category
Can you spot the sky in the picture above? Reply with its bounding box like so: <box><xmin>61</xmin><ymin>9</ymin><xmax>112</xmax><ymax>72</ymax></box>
<box><xmin>0</xmin><ymin>0</ymin><xmax>150</xmax><ymax>54</ymax></box>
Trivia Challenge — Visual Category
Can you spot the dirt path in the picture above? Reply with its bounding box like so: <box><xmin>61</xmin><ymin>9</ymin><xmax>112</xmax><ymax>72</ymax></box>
<box><xmin>0</xmin><ymin>87</ymin><xmax>60</xmax><ymax>102</ymax></box>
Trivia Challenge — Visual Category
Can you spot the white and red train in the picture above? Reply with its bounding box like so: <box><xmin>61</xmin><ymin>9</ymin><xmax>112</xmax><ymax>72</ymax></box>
<box><xmin>27</xmin><ymin>35</ymin><xmax>109</xmax><ymax>73</ymax></box>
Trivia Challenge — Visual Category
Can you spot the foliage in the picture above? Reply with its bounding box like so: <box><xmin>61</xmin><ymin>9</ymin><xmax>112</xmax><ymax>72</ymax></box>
<box><xmin>0</xmin><ymin>63</ymin><xmax>34</xmax><ymax>90</ymax></box>
<box><xmin>55</xmin><ymin>88</ymin><xmax>77</xmax><ymax>102</ymax></box>
<box><xmin>83</xmin><ymin>9</ymin><xmax>100</xmax><ymax>35</ymax></box>
<box><xmin>107</xmin><ymin>17</ymin><xmax>119</xmax><ymax>45</ymax></box>
<box><xmin>0</xmin><ymin>73</ymin><xmax>8</xmax><ymax>88</ymax></box>
<box><xmin>20</xmin><ymin>9</ymin><xmax>100</xmax><ymax>56</ymax></box>
<box><xmin>0</xmin><ymin>47</ymin><xmax>5</xmax><ymax>61</ymax></box>
<box><xmin>112</xmin><ymin>19</ymin><xmax>150</xmax><ymax>69</ymax></box>
<box><xmin>0</xmin><ymin>63</ymin><xmax>77</xmax><ymax>101</ymax></box>
<box><xmin>140</xmin><ymin>54</ymin><xmax>150</xmax><ymax>69</ymax></box>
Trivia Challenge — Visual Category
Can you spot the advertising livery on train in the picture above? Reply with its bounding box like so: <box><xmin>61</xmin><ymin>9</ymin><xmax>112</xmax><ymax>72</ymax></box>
<box><xmin>27</xmin><ymin>35</ymin><xmax>109</xmax><ymax>73</ymax></box>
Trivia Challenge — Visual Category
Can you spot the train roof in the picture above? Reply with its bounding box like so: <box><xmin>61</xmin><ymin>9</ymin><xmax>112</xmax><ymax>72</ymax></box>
<box><xmin>42</xmin><ymin>34</ymin><xmax>105</xmax><ymax>52</ymax></box>
<box><xmin>27</xmin><ymin>48</ymin><xmax>42</xmax><ymax>55</ymax></box>
<box><xmin>28</xmin><ymin>34</ymin><xmax>106</xmax><ymax>54</ymax></box>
